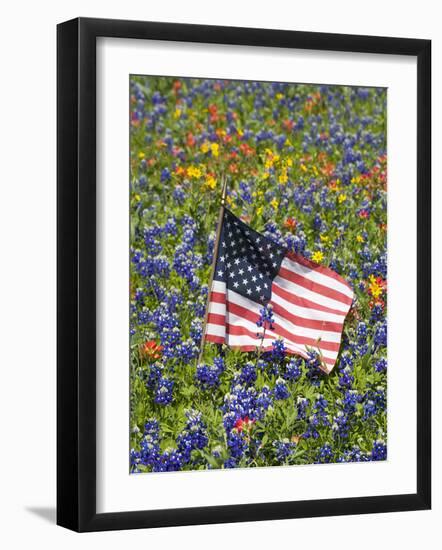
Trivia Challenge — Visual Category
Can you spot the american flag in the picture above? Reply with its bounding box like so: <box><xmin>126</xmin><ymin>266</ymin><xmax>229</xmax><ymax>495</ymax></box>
<box><xmin>204</xmin><ymin>209</ymin><xmax>354</xmax><ymax>373</ymax></box>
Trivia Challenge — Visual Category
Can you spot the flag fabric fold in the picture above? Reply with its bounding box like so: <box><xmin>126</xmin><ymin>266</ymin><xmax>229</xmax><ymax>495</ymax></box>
<box><xmin>204</xmin><ymin>209</ymin><xmax>354</xmax><ymax>373</ymax></box>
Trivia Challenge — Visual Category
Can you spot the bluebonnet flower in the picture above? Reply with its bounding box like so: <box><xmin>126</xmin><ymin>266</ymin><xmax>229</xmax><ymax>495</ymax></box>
<box><xmin>256</xmin><ymin>303</ymin><xmax>274</xmax><ymax>330</ymax></box>
<box><xmin>371</xmin><ymin>439</ymin><xmax>387</xmax><ymax>460</ymax></box>
<box><xmin>176</xmin><ymin>410</ymin><xmax>208</xmax><ymax>462</ymax></box>
<box><xmin>173</xmin><ymin>186</ymin><xmax>185</xmax><ymax>204</ymax></box>
<box><xmin>270</xmin><ymin>339</ymin><xmax>286</xmax><ymax>362</ymax></box>
<box><xmin>160</xmin><ymin>167</ymin><xmax>171</xmax><ymax>182</ymax></box>
<box><xmin>274</xmin><ymin>378</ymin><xmax>290</xmax><ymax>400</ymax></box>
<box><xmin>227</xmin><ymin>430</ymin><xmax>247</xmax><ymax>459</ymax></box>
<box><xmin>153</xmin><ymin>449</ymin><xmax>183</xmax><ymax>472</ymax></box>
<box><xmin>316</xmin><ymin>444</ymin><xmax>334</xmax><ymax>463</ymax></box>
<box><xmin>374</xmin><ymin>320</ymin><xmax>387</xmax><ymax>348</ymax></box>
<box><xmin>146</xmin><ymin>362</ymin><xmax>164</xmax><ymax>389</ymax></box>
<box><xmin>332</xmin><ymin>410</ymin><xmax>351</xmax><ymax>439</ymax></box>
<box><xmin>283</xmin><ymin>357</ymin><xmax>302</xmax><ymax>382</ymax></box>
<box><xmin>224</xmin><ymin>457</ymin><xmax>238</xmax><ymax>469</ymax></box>
<box><xmin>304</xmin><ymin>394</ymin><xmax>330</xmax><ymax>439</ymax></box>
<box><xmin>238</xmin><ymin>362</ymin><xmax>257</xmax><ymax>386</ymax></box>
<box><xmin>296</xmin><ymin>397</ymin><xmax>309</xmax><ymax>420</ymax></box>
<box><xmin>154</xmin><ymin>377</ymin><xmax>174</xmax><ymax>405</ymax></box>
<box><xmin>256</xmin><ymin>386</ymin><xmax>273</xmax><ymax>418</ymax></box>
<box><xmin>130</xmin><ymin>449</ymin><xmax>142</xmax><ymax>472</ymax></box>
<box><xmin>305</xmin><ymin>351</ymin><xmax>323</xmax><ymax>385</ymax></box>
<box><xmin>339</xmin><ymin>366</ymin><xmax>354</xmax><ymax>389</ymax></box>
<box><xmin>338</xmin><ymin>446</ymin><xmax>370</xmax><ymax>463</ymax></box>
<box><xmin>374</xmin><ymin>357</ymin><xmax>387</xmax><ymax>373</ymax></box>
<box><xmin>273</xmin><ymin>439</ymin><xmax>296</xmax><ymax>463</ymax></box>
<box><xmin>196</xmin><ymin>357</ymin><xmax>225</xmax><ymax>389</ymax></box>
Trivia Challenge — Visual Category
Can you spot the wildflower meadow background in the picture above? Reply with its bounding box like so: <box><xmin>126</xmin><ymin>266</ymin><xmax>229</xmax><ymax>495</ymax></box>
<box><xmin>129</xmin><ymin>76</ymin><xmax>387</xmax><ymax>473</ymax></box>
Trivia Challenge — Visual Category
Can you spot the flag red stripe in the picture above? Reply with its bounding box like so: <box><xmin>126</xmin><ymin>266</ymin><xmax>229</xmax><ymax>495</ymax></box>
<box><xmin>278</xmin><ymin>265</ymin><xmax>353</xmax><ymax>306</ymax></box>
<box><xmin>270</xmin><ymin>300</ymin><xmax>343</xmax><ymax>333</ymax></box>
<box><xmin>209</xmin><ymin>291</ymin><xmax>226</xmax><ymax>304</ymax></box>
<box><xmin>286</xmin><ymin>251</ymin><xmax>353</xmax><ymax>291</ymax></box>
<box><xmin>272</xmin><ymin>281</ymin><xmax>347</xmax><ymax>317</ymax></box>
<box><xmin>205</xmin><ymin>334</ymin><xmax>225</xmax><ymax>344</ymax></box>
<box><xmin>207</xmin><ymin>313</ymin><xmax>227</xmax><ymax>326</ymax></box>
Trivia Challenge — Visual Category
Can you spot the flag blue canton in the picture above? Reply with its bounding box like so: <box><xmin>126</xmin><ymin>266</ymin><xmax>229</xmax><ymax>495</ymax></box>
<box><xmin>213</xmin><ymin>209</ymin><xmax>286</xmax><ymax>305</ymax></box>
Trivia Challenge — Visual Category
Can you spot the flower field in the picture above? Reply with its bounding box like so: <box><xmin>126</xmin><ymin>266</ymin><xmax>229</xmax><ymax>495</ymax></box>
<box><xmin>129</xmin><ymin>76</ymin><xmax>387</xmax><ymax>473</ymax></box>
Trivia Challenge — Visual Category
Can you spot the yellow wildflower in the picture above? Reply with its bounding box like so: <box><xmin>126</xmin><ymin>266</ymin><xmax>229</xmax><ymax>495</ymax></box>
<box><xmin>210</xmin><ymin>143</ymin><xmax>220</xmax><ymax>157</ymax></box>
<box><xmin>286</xmin><ymin>158</ymin><xmax>293</xmax><ymax>167</ymax></box>
<box><xmin>264</xmin><ymin>149</ymin><xmax>280</xmax><ymax>168</ymax></box>
<box><xmin>226</xmin><ymin>196</ymin><xmax>235</xmax><ymax>208</ymax></box>
<box><xmin>320</xmin><ymin>234</ymin><xmax>330</xmax><ymax>244</ymax></box>
<box><xmin>200</xmin><ymin>142</ymin><xmax>210</xmax><ymax>154</ymax></box>
<box><xmin>256</xmin><ymin>206</ymin><xmax>264</xmax><ymax>216</ymax></box>
<box><xmin>300</xmin><ymin>163</ymin><xmax>307</xmax><ymax>173</ymax></box>
<box><xmin>270</xmin><ymin>198</ymin><xmax>279</xmax><ymax>209</ymax></box>
<box><xmin>204</xmin><ymin>175</ymin><xmax>217</xmax><ymax>190</ymax></box>
<box><xmin>276</xmin><ymin>93</ymin><xmax>284</xmax><ymax>100</ymax></box>
<box><xmin>338</xmin><ymin>193</ymin><xmax>347</xmax><ymax>203</ymax></box>
<box><xmin>278</xmin><ymin>171</ymin><xmax>288</xmax><ymax>184</ymax></box>
<box><xmin>368</xmin><ymin>275</ymin><xmax>383</xmax><ymax>298</ymax></box>
<box><xmin>312</xmin><ymin>251</ymin><xmax>324</xmax><ymax>263</ymax></box>
<box><xmin>356</xmin><ymin>235</ymin><xmax>365</xmax><ymax>243</ymax></box>
<box><xmin>138</xmin><ymin>151</ymin><xmax>145</xmax><ymax>160</ymax></box>
<box><xmin>173</xmin><ymin>108</ymin><xmax>181</xmax><ymax>119</ymax></box>
<box><xmin>187</xmin><ymin>165</ymin><xmax>202</xmax><ymax>179</ymax></box>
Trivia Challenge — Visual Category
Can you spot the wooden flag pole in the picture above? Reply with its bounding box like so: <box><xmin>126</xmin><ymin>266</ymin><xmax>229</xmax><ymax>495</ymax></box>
<box><xmin>197</xmin><ymin>175</ymin><xmax>228</xmax><ymax>365</ymax></box>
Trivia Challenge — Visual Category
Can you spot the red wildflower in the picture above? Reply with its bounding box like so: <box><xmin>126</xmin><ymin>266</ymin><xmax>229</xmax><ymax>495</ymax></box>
<box><xmin>284</xmin><ymin>217</ymin><xmax>297</xmax><ymax>232</ymax></box>
<box><xmin>186</xmin><ymin>132</ymin><xmax>196</xmax><ymax>147</ymax></box>
<box><xmin>208</xmin><ymin>103</ymin><xmax>218</xmax><ymax>123</ymax></box>
<box><xmin>234</xmin><ymin>416</ymin><xmax>255</xmax><ymax>433</ymax></box>
<box><xmin>140</xmin><ymin>340</ymin><xmax>163</xmax><ymax>360</ymax></box>
<box><xmin>239</xmin><ymin>142</ymin><xmax>255</xmax><ymax>157</ymax></box>
<box><xmin>369</xmin><ymin>298</ymin><xmax>385</xmax><ymax>310</ymax></box>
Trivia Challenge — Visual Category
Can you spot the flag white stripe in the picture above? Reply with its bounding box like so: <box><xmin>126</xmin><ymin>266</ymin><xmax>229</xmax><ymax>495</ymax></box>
<box><xmin>274</xmin><ymin>274</ymin><xmax>350</xmax><ymax>313</ymax></box>
<box><xmin>212</xmin><ymin>280</ymin><xmax>228</xmax><ymax>294</ymax></box>
<box><xmin>271</xmin><ymin>284</ymin><xmax>347</xmax><ymax>323</ymax></box>
<box><xmin>282</xmin><ymin>256</ymin><xmax>354</xmax><ymax>299</ymax></box>
<box><xmin>208</xmin><ymin>302</ymin><xmax>226</xmax><ymax>315</ymax></box>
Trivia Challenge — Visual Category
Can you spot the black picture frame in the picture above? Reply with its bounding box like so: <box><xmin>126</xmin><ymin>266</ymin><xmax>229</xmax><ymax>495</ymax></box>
<box><xmin>57</xmin><ymin>17</ymin><xmax>431</xmax><ymax>532</ymax></box>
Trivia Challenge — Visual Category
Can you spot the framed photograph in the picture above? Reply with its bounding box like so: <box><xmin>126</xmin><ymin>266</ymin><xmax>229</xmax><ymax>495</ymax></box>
<box><xmin>57</xmin><ymin>17</ymin><xmax>431</xmax><ymax>532</ymax></box>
